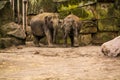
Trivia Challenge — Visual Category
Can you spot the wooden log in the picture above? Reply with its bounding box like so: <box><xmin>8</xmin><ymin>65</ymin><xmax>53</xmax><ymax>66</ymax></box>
<box><xmin>11</xmin><ymin>0</ymin><xmax>15</xmax><ymax>21</ymax></box>
<box><xmin>17</xmin><ymin>0</ymin><xmax>20</xmax><ymax>24</ymax></box>
<box><xmin>22</xmin><ymin>0</ymin><xmax>28</xmax><ymax>31</ymax></box>
<box><xmin>101</xmin><ymin>36</ymin><xmax>120</xmax><ymax>57</ymax></box>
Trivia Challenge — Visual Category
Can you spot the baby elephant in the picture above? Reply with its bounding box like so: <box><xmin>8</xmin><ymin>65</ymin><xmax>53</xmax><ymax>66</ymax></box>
<box><xmin>61</xmin><ymin>14</ymin><xmax>81</xmax><ymax>47</ymax></box>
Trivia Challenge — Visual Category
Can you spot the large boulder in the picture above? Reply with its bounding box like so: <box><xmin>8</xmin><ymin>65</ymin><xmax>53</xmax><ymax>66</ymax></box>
<box><xmin>101</xmin><ymin>36</ymin><xmax>120</xmax><ymax>57</ymax></box>
<box><xmin>7</xmin><ymin>27</ymin><xmax>26</xmax><ymax>39</ymax></box>
<box><xmin>0</xmin><ymin>38</ymin><xmax>13</xmax><ymax>48</ymax></box>
<box><xmin>0</xmin><ymin>38</ymin><xmax>25</xmax><ymax>49</ymax></box>
<box><xmin>79</xmin><ymin>34</ymin><xmax>92</xmax><ymax>46</ymax></box>
<box><xmin>0</xmin><ymin>22</ymin><xmax>26</xmax><ymax>49</ymax></box>
<box><xmin>1</xmin><ymin>22</ymin><xmax>26</xmax><ymax>39</ymax></box>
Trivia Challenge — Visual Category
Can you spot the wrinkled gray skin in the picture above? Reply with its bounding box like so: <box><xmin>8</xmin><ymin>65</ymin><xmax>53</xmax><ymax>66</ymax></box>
<box><xmin>62</xmin><ymin>14</ymin><xmax>81</xmax><ymax>47</ymax></box>
<box><xmin>51</xmin><ymin>16</ymin><xmax>61</xmax><ymax>43</ymax></box>
<box><xmin>30</xmin><ymin>16</ymin><xmax>53</xmax><ymax>47</ymax></box>
<box><xmin>30</xmin><ymin>13</ymin><xmax>60</xmax><ymax>47</ymax></box>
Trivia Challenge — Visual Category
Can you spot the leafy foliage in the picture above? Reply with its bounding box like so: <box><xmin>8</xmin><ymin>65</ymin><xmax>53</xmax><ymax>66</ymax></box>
<box><xmin>41</xmin><ymin>0</ymin><xmax>57</xmax><ymax>12</ymax></box>
<box><xmin>58</xmin><ymin>1</ymin><xmax>96</xmax><ymax>19</ymax></box>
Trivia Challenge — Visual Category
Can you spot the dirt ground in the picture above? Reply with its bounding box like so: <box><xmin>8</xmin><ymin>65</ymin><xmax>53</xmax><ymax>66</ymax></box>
<box><xmin>0</xmin><ymin>43</ymin><xmax>120</xmax><ymax>80</ymax></box>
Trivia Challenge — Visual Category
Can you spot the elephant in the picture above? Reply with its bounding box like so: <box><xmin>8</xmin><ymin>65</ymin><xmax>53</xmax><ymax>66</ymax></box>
<box><xmin>30</xmin><ymin>16</ymin><xmax>53</xmax><ymax>47</ymax></box>
<box><xmin>30</xmin><ymin>12</ymin><xmax>60</xmax><ymax>47</ymax></box>
<box><xmin>61</xmin><ymin>14</ymin><xmax>81</xmax><ymax>47</ymax></box>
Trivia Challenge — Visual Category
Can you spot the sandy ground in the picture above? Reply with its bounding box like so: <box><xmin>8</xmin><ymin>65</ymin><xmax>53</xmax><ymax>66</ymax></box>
<box><xmin>0</xmin><ymin>43</ymin><xmax>120</xmax><ymax>80</ymax></box>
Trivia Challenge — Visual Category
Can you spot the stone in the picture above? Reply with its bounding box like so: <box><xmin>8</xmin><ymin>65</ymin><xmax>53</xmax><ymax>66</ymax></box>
<box><xmin>0</xmin><ymin>22</ymin><xmax>26</xmax><ymax>49</ymax></box>
<box><xmin>7</xmin><ymin>27</ymin><xmax>26</xmax><ymax>39</ymax></box>
<box><xmin>0</xmin><ymin>38</ymin><xmax>13</xmax><ymax>49</ymax></box>
<box><xmin>98</xmin><ymin>19</ymin><xmax>120</xmax><ymax>32</ymax></box>
<box><xmin>0</xmin><ymin>38</ymin><xmax>25</xmax><ymax>49</ymax></box>
<box><xmin>80</xmin><ymin>26</ymin><xmax>97</xmax><ymax>34</ymax></box>
<box><xmin>1</xmin><ymin>22</ymin><xmax>26</xmax><ymax>39</ymax></box>
<box><xmin>79</xmin><ymin>34</ymin><xmax>92</xmax><ymax>46</ymax></box>
<box><xmin>92</xmin><ymin>32</ymin><xmax>118</xmax><ymax>44</ymax></box>
<box><xmin>1</xmin><ymin>22</ymin><xmax>21</xmax><ymax>36</ymax></box>
<box><xmin>80</xmin><ymin>21</ymin><xmax>97</xmax><ymax>34</ymax></box>
<box><xmin>101</xmin><ymin>36</ymin><xmax>120</xmax><ymax>57</ymax></box>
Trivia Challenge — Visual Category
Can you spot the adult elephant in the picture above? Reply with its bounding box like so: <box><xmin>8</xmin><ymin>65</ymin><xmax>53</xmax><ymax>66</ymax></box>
<box><xmin>30</xmin><ymin>12</ymin><xmax>60</xmax><ymax>47</ymax></box>
<box><xmin>61</xmin><ymin>14</ymin><xmax>81</xmax><ymax>47</ymax></box>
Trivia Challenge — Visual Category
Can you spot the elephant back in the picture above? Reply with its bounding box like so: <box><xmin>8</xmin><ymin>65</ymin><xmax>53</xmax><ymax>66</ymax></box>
<box><xmin>31</xmin><ymin>12</ymin><xmax>59</xmax><ymax>22</ymax></box>
<box><xmin>64</xmin><ymin>14</ymin><xmax>81</xmax><ymax>23</ymax></box>
<box><xmin>31</xmin><ymin>12</ymin><xmax>60</xmax><ymax>29</ymax></box>
<box><xmin>64</xmin><ymin>14</ymin><xmax>81</xmax><ymax>29</ymax></box>
<box><xmin>30</xmin><ymin>12</ymin><xmax>60</xmax><ymax>40</ymax></box>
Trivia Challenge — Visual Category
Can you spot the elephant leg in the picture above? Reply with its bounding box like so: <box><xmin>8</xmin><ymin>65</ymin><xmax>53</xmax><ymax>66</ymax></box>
<box><xmin>51</xmin><ymin>29</ymin><xmax>54</xmax><ymax>43</ymax></box>
<box><xmin>45</xmin><ymin>29</ymin><xmax>53</xmax><ymax>47</ymax></box>
<box><xmin>74</xmin><ymin>36</ymin><xmax>79</xmax><ymax>47</ymax></box>
<box><xmin>53</xmin><ymin>28</ymin><xmax>57</xmax><ymax>43</ymax></box>
<box><xmin>74</xmin><ymin>28</ymin><xmax>79</xmax><ymax>47</ymax></box>
<box><xmin>33</xmin><ymin>35</ymin><xmax>40</xmax><ymax>47</ymax></box>
<box><xmin>69</xmin><ymin>34</ymin><xmax>74</xmax><ymax>47</ymax></box>
<box><xmin>64</xmin><ymin>33</ymin><xmax>68</xmax><ymax>47</ymax></box>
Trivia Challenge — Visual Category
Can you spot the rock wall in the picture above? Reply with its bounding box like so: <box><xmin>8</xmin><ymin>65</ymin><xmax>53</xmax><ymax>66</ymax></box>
<box><xmin>0</xmin><ymin>22</ymin><xmax>26</xmax><ymax>49</ymax></box>
<box><xmin>78</xmin><ymin>3</ymin><xmax>120</xmax><ymax>46</ymax></box>
<box><xmin>79</xmin><ymin>19</ymin><xmax>119</xmax><ymax>45</ymax></box>
<box><xmin>0</xmin><ymin>1</ymin><xmax>13</xmax><ymax>38</ymax></box>
<box><xmin>0</xmin><ymin>1</ymin><xmax>26</xmax><ymax>49</ymax></box>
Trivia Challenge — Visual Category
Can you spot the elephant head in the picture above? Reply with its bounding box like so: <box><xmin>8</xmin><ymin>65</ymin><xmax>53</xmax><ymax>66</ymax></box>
<box><xmin>48</xmin><ymin>14</ymin><xmax>62</xmax><ymax>43</ymax></box>
<box><xmin>44</xmin><ymin>16</ymin><xmax>53</xmax><ymax>27</ymax></box>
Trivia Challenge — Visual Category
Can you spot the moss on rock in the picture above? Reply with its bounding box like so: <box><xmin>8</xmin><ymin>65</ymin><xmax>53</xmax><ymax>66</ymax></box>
<box><xmin>80</xmin><ymin>20</ymin><xmax>97</xmax><ymax>33</ymax></box>
<box><xmin>92</xmin><ymin>32</ymin><xmax>118</xmax><ymax>44</ymax></box>
<box><xmin>98</xmin><ymin>18</ymin><xmax>120</xmax><ymax>31</ymax></box>
<box><xmin>0</xmin><ymin>37</ymin><xmax>25</xmax><ymax>49</ymax></box>
<box><xmin>79</xmin><ymin>34</ymin><xmax>92</xmax><ymax>46</ymax></box>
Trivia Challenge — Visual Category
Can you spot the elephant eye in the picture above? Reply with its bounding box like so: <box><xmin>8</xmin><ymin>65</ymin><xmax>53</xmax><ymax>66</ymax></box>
<box><xmin>50</xmin><ymin>21</ymin><xmax>53</xmax><ymax>24</ymax></box>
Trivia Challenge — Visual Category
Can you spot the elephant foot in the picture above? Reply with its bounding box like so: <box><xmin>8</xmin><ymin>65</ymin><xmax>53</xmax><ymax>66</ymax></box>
<box><xmin>74</xmin><ymin>44</ymin><xmax>79</xmax><ymax>47</ymax></box>
<box><xmin>34</xmin><ymin>44</ymin><xmax>40</xmax><ymax>47</ymax></box>
<box><xmin>33</xmin><ymin>42</ymin><xmax>40</xmax><ymax>47</ymax></box>
<box><xmin>48</xmin><ymin>44</ymin><xmax>55</xmax><ymax>48</ymax></box>
<box><xmin>71</xmin><ymin>45</ymin><xmax>74</xmax><ymax>47</ymax></box>
<box><xmin>33</xmin><ymin>40</ymin><xmax>40</xmax><ymax>47</ymax></box>
<box><xmin>39</xmin><ymin>42</ymin><xmax>45</xmax><ymax>46</ymax></box>
<box><xmin>63</xmin><ymin>44</ymin><xmax>68</xmax><ymax>47</ymax></box>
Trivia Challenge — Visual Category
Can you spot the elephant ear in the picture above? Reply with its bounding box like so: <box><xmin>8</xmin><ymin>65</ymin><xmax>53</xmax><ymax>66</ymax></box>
<box><xmin>45</xmin><ymin>16</ymin><xmax>48</xmax><ymax>24</ymax></box>
<box><xmin>73</xmin><ymin>21</ymin><xmax>79</xmax><ymax>28</ymax></box>
<box><xmin>72</xmin><ymin>20</ymin><xmax>77</xmax><ymax>28</ymax></box>
<box><xmin>47</xmin><ymin>16</ymin><xmax>52</xmax><ymax>21</ymax></box>
<box><xmin>71</xmin><ymin>19</ymin><xmax>74</xmax><ymax>23</ymax></box>
<box><xmin>59</xmin><ymin>19</ymin><xmax>63</xmax><ymax>24</ymax></box>
<box><xmin>44</xmin><ymin>16</ymin><xmax>53</xmax><ymax>24</ymax></box>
